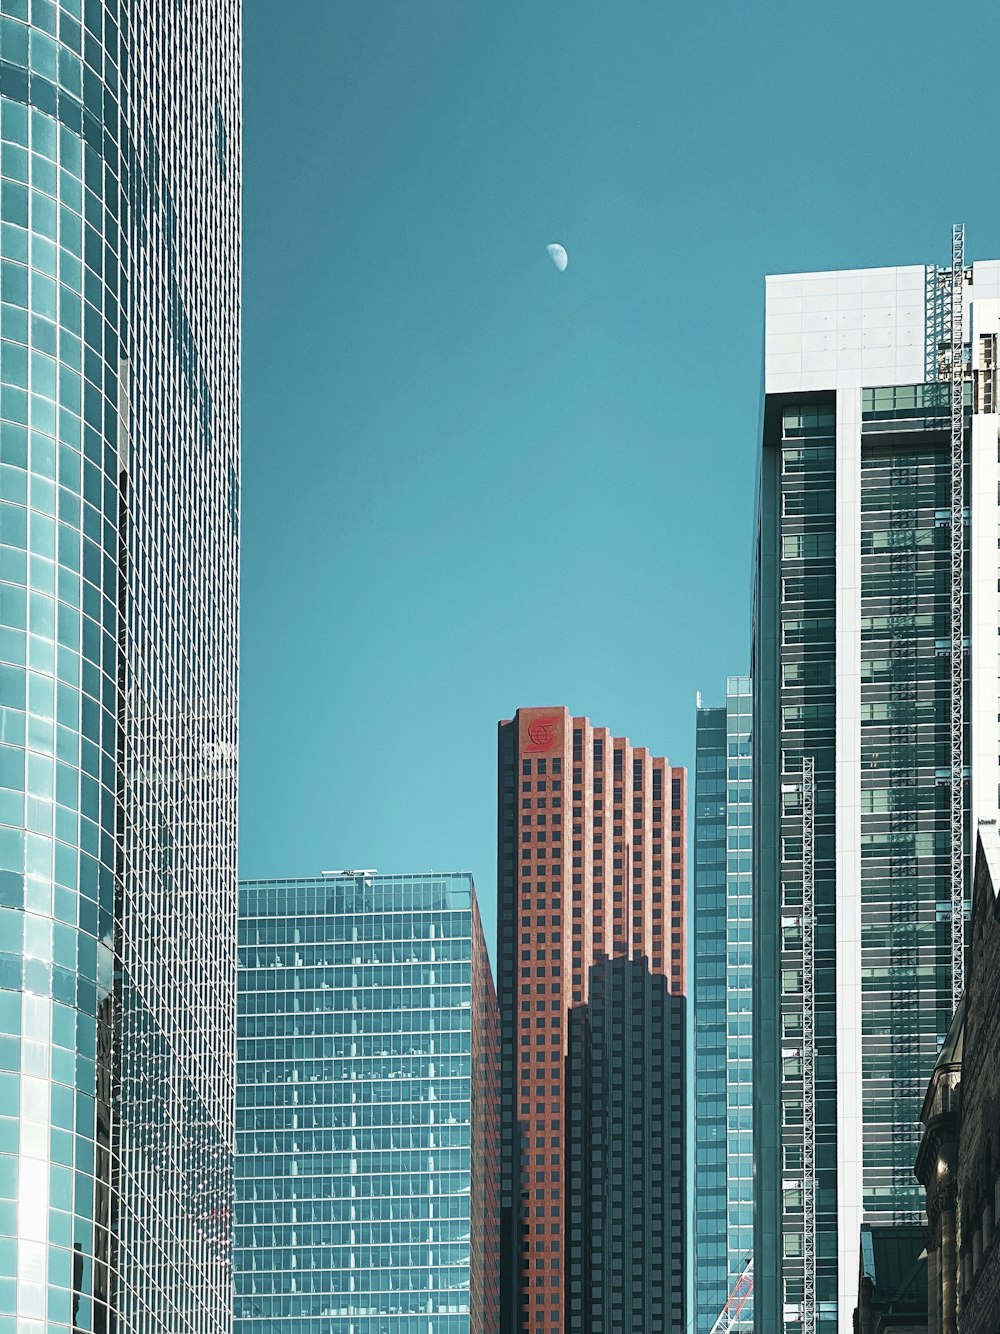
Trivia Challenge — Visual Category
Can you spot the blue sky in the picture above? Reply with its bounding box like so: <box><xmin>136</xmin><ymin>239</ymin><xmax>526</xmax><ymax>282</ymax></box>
<box><xmin>240</xmin><ymin>0</ymin><xmax>1000</xmax><ymax>951</ymax></box>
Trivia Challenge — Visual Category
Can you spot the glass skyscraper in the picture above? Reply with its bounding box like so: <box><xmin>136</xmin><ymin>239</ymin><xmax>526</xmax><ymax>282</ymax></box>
<box><xmin>694</xmin><ymin>700</ymin><xmax>728</xmax><ymax>1330</ymax></box>
<box><xmin>694</xmin><ymin>679</ymin><xmax>753</xmax><ymax>1334</ymax></box>
<box><xmin>753</xmin><ymin>241</ymin><xmax>1000</xmax><ymax>1334</ymax></box>
<box><xmin>0</xmin><ymin>2</ymin><xmax>240</xmax><ymax>1330</ymax></box>
<box><xmin>235</xmin><ymin>871</ymin><xmax>500</xmax><ymax>1334</ymax></box>
<box><xmin>565</xmin><ymin>953</ymin><xmax>685</xmax><ymax>1333</ymax></box>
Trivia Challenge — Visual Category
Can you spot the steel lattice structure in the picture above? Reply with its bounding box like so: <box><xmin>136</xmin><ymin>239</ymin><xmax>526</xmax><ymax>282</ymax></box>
<box><xmin>949</xmin><ymin>223</ymin><xmax>967</xmax><ymax>1009</ymax></box>
<box><xmin>800</xmin><ymin>756</ymin><xmax>817</xmax><ymax>1334</ymax></box>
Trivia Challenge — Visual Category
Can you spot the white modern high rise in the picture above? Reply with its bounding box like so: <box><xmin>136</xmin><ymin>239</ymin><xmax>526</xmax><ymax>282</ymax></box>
<box><xmin>753</xmin><ymin>230</ymin><xmax>999</xmax><ymax>1334</ymax></box>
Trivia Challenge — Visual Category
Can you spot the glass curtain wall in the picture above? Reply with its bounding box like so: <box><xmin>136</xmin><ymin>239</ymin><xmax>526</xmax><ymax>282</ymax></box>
<box><xmin>693</xmin><ymin>704</ymin><xmax>727</xmax><ymax>1331</ymax></box>
<box><xmin>725</xmin><ymin>677</ymin><xmax>753</xmax><ymax>1330</ymax></box>
<box><xmin>0</xmin><ymin>1</ymin><xmax>240</xmax><ymax>1328</ymax></box>
<box><xmin>858</xmin><ymin>386</ymin><xmax>961</xmax><ymax>1221</ymax></box>
<box><xmin>694</xmin><ymin>681</ymin><xmax>754</xmax><ymax>1334</ymax></box>
<box><xmin>756</xmin><ymin>391</ymin><xmax>968</xmax><ymax>1333</ymax></box>
<box><xmin>235</xmin><ymin>872</ymin><xmax>499</xmax><ymax>1334</ymax></box>
<box><xmin>774</xmin><ymin>402</ymin><xmax>839</xmax><ymax>1333</ymax></box>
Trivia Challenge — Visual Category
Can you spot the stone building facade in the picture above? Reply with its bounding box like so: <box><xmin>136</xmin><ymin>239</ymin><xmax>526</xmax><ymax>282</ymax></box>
<box><xmin>916</xmin><ymin>822</ymin><xmax>1000</xmax><ymax>1334</ymax></box>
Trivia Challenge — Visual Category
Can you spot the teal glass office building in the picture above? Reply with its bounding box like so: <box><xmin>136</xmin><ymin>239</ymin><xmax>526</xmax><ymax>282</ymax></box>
<box><xmin>236</xmin><ymin>871</ymin><xmax>500</xmax><ymax>1334</ymax></box>
<box><xmin>753</xmin><ymin>244</ymin><xmax>1000</xmax><ymax>1334</ymax></box>
<box><xmin>0</xmin><ymin>1</ymin><xmax>240</xmax><ymax>1330</ymax></box>
<box><xmin>694</xmin><ymin>678</ymin><xmax>753</xmax><ymax>1334</ymax></box>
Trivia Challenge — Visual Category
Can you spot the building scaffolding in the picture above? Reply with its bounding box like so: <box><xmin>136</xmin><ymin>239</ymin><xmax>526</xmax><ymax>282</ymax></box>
<box><xmin>801</xmin><ymin>756</ymin><xmax>817</xmax><ymax>1334</ymax></box>
<box><xmin>948</xmin><ymin>222</ymin><xmax>966</xmax><ymax>1010</ymax></box>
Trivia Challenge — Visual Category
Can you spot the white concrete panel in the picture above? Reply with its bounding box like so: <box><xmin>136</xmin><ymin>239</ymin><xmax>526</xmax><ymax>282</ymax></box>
<box><xmin>835</xmin><ymin>349</ymin><xmax>862</xmax><ymax>372</ymax></box>
<box><xmin>835</xmin><ymin>387</ymin><xmax>864</xmax><ymax>1334</ymax></box>
<box><xmin>860</xmin><ymin>352</ymin><xmax>896</xmax><ymax>372</ymax></box>
<box><xmin>769</xmin><ymin>333</ymin><xmax>806</xmax><ymax>356</ymax></box>
<box><xmin>969</xmin><ymin>296</ymin><xmax>1000</xmax><ymax>838</ymax></box>
<box><xmin>971</xmin><ymin>260</ymin><xmax>1000</xmax><ymax>297</ymax></box>
<box><xmin>765</xmin><ymin>262</ymin><xmax>928</xmax><ymax>393</ymax></box>
<box><xmin>801</xmin><ymin>351</ymin><xmax>838</xmax><ymax>373</ymax></box>
<box><xmin>800</xmin><ymin>276</ymin><xmax>839</xmax><ymax>296</ymax></box>
<box><xmin>766</xmin><ymin>353</ymin><xmax>803</xmax><ymax>374</ymax></box>
<box><xmin>767</xmin><ymin>373</ymin><xmax>807</xmax><ymax>393</ymax></box>
<box><xmin>862</xmin><ymin>272</ymin><xmax>897</xmax><ymax>293</ymax></box>
<box><xmin>861</xmin><ymin>307</ymin><xmax>894</xmax><ymax>327</ymax></box>
<box><xmin>769</xmin><ymin>313</ymin><xmax>803</xmax><ymax>335</ymax></box>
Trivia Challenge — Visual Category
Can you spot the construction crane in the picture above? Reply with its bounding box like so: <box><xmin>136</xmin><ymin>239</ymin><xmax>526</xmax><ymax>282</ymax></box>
<box><xmin>708</xmin><ymin>1256</ymin><xmax>754</xmax><ymax>1334</ymax></box>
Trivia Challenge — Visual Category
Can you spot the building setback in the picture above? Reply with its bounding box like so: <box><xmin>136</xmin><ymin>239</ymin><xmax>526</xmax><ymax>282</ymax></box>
<box><xmin>0</xmin><ymin>3</ymin><xmax>240</xmax><ymax>1329</ymax></box>
<box><xmin>753</xmin><ymin>234</ymin><xmax>1000</xmax><ymax>1334</ymax></box>
<box><xmin>496</xmin><ymin>706</ymin><xmax>686</xmax><ymax>1333</ymax></box>
<box><xmin>235</xmin><ymin>872</ymin><xmax>500</xmax><ymax>1334</ymax></box>
<box><xmin>694</xmin><ymin>679</ymin><xmax>753</xmax><ymax>1334</ymax></box>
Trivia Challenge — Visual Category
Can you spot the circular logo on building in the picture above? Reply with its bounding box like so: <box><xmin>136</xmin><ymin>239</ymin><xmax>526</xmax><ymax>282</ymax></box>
<box><xmin>526</xmin><ymin>717</ymin><xmax>558</xmax><ymax>751</ymax></box>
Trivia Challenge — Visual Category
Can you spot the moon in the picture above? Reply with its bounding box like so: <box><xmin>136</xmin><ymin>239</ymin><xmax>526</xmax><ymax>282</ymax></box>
<box><xmin>546</xmin><ymin>243</ymin><xmax>568</xmax><ymax>273</ymax></box>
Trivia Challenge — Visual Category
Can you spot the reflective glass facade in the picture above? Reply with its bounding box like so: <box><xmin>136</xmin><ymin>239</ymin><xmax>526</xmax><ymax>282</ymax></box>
<box><xmin>566</xmin><ymin>954</ymin><xmax>685</xmax><ymax>1332</ymax></box>
<box><xmin>752</xmin><ymin>251</ymin><xmax>1000</xmax><ymax>1334</ymax></box>
<box><xmin>757</xmin><ymin>396</ymin><xmax>966</xmax><ymax>1333</ymax></box>
<box><xmin>235</xmin><ymin>872</ymin><xmax>500</xmax><ymax>1334</ymax></box>
<box><xmin>0</xmin><ymin>2</ymin><xmax>239</xmax><ymax>1330</ymax></box>
<box><xmin>693</xmin><ymin>702</ymin><xmax>727</xmax><ymax>1330</ymax></box>
<box><xmin>694</xmin><ymin>679</ymin><xmax>753</xmax><ymax>1334</ymax></box>
<box><xmin>725</xmin><ymin>677</ymin><xmax>753</xmax><ymax>1329</ymax></box>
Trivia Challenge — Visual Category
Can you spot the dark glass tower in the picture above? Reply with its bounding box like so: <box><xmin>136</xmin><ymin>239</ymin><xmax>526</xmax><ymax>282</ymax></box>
<box><xmin>566</xmin><ymin>954</ymin><xmax>684</xmax><ymax>1333</ymax></box>
<box><xmin>0</xmin><ymin>2</ymin><xmax>240</xmax><ymax>1330</ymax></box>
<box><xmin>753</xmin><ymin>242</ymin><xmax>999</xmax><ymax>1334</ymax></box>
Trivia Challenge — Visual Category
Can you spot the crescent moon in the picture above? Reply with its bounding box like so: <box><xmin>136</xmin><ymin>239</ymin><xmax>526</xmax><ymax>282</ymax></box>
<box><xmin>546</xmin><ymin>243</ymin><xmax>568</xmax><ymax>272</ymax></box>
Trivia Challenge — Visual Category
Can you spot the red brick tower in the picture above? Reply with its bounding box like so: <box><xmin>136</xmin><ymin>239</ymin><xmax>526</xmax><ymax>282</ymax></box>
<box><xmin>496</xmin><ymin>706</ymin><xmax>687</xmax><ymax>1332</ymax></box>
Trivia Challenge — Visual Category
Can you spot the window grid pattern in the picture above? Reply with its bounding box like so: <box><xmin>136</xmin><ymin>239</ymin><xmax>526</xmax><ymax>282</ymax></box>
<box><xmin>776</xmin><ymin>403</ymin><xmax>838</xmax><ymax>1334</ymax></box>
<box><xmin>693</xmin><ymin>679</ymin><xmax>754</xmax><ymax>1334</ymax></box>
<box><xmin>693</xmin><ymin>703</ymin><xmax>728</xmax><ymax>1332</ymax></box>
<box><xmin>725</xmin><ymin>676</ymin><xmax>753</xmax><ymax>1331</ymax></box>
<box><xmin>766</xmin><ymin>398</ymin><xmax>969</xmax><ymax>1333</ymax></box>
<box><xmin>0</xmin><ymin>0</ymin><xmax>239</xmax><ymax>1328</ymax></box>
<box><xmin>857</xmin><ymin>420</ymin><xmax>963</xmax><ymax>1223</ymax></box>
<box><xmin>566</xmin><ymin>955</ymin><xmax>685</xmax><ymax>1332</ymax></box>
<box><xmin>115</xmin><ymin>0</ymin><xmax>240</xmax><ymax>1328</ymax></box>
<box><xmin>497</xmin><ymin>707</ymin><xmax>686</xmax><ymax>1334</ymax></box>
<box><xmin>235</xmin><ymin>873</ymin><xmax>499</xmax><ymax>1334</ymax></box>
